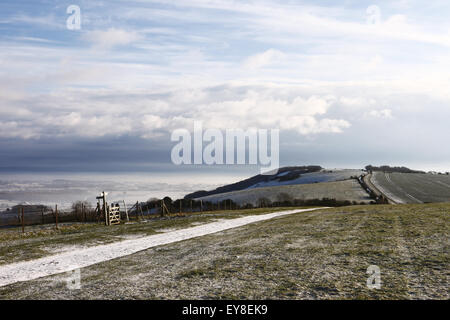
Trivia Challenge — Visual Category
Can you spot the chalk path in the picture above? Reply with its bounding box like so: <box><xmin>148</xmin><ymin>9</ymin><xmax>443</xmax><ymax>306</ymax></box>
<box><xmin>0</xmin><ymin>208</ymin><xmax>324</xmax><ymax>287</ymax></box>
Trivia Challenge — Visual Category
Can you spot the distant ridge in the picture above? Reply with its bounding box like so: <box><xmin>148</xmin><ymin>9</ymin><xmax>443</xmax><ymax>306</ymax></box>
<box><xmin>184</xmin><ymin>165</ymin><xmax>322</xmax><ymax>199</ymax></box>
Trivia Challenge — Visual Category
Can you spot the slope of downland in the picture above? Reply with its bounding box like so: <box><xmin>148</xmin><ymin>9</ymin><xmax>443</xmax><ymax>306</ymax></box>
<box><xmin>195</xmin><ymin>179</ymin><xmax>371</xmax><ymax>205</ymax></box>
<box><xmin>370</xmin><ymin>172</ymin><xmax>450</xmax><ymax>204</ymax></box>
<box><xmin>1</xmin><ymin>203</ymin><xmax>447</xmax><ymax>299</ymax></box>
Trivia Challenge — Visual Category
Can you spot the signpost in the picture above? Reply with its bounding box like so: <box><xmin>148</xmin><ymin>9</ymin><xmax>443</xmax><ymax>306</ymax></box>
<box><xmin>96</xmin><ymin>191</ymin><xmax>121</xmax><ymax>226</ymax></box>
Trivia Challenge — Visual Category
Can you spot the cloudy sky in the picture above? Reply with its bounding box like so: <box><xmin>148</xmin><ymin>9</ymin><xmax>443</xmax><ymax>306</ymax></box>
<box><xmin>1</xmin><ymin>0</ymin><xmax>449</xmax><ymax>179</ymax></box>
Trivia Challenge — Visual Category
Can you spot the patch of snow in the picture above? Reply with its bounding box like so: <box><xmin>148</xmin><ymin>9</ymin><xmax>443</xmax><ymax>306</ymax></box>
<box><xmin>0</xmin><ymin>208</ymin><xmax>325</xmax><ymax>287</ymax></box>
<box><xmin>246</xmin><ymin>169</ymin><xmax>364</xmax><ymax>189</ymax></box>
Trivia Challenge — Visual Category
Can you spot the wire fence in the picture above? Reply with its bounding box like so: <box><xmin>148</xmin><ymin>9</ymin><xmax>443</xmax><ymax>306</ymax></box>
<box><xmin>0</xmin><ymin>207</ymin><xmax>97</xmax><ymax>228</ymax></box>
<box><xmin>0</xmin><ymin>194</ymin><xmax>360</xmax><ymax>232</ymax></box>
<box><xmin>0</xmin><ymin>199</ymin><xmax>242</xmax><ymax>230</ymax></box>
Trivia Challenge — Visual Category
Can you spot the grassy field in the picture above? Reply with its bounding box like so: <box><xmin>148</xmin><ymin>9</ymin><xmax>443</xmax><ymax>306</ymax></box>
<box><xmin>197</xmin><ymin>179</ymin><xmax>371</xmax><ymax>205</ymax></box>
<box><xmin>0</xmin><ymin>207</ymin><xmax>300</xmax><ymax>266</ymax></box>
<box><xmin>0</xmin><ymin>203</ymin><xmax>448</xmax><ymax>299</ymax></box>
<box><xmin>371</xmin><ymin>172</ymin><xmax>450</xmax><ymax>204</ymax></box>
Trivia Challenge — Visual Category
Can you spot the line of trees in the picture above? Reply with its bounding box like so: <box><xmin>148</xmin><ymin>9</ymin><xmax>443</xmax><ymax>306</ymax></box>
<box><xmin>0</xmin><ymin>202</ymin><xmax>98</xmax><ymax>228</ymax></box>
<box><xmin>131</xmin><ymin>193</ymin><xmax>370</xmax><ymax>217</ymax></box>
<box><xmin>355</xmin><ymin>175</ymin><xmax>389</xmax><ymax>204</ymax></box>
<box><xmin>1</xmin><ymin>191</ymin><xmax>377</xmax><ymax>228</ymax></box>
<box><xmin>364</xmin><ymin>165</ymin><xmax>425</xmax><ymax>174</ymax></box>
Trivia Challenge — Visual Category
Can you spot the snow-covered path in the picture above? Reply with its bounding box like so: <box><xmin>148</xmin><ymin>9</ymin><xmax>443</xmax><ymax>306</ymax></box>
<box><xmin>0</xmin><ymin>208</ymin><xmax>324</xmax><ymax>287</ymax></box>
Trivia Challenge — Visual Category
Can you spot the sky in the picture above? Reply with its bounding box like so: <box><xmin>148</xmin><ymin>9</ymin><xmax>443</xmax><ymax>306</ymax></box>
<box><xmin>1</xmin><ymin>0</ymin><xmax>450</xmax><ymax>186</ymax></box>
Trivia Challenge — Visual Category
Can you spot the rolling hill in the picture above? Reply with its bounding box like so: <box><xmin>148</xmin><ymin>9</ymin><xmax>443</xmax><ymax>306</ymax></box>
<box><xmin>185</xmin><ymin>165</ymin><xmax>324</xmax><ymax>199</ymax></box>
<box><xmin>186</xmin><ymin>165</ymin><xmax>450</xmax><ymax>206</ymax></box>
<box><xmin>370</xmin><ymin>171</ymin><xmax>450</xmax><ymax>204</ymax></box>
<box><xmin>186</xmin><ymin>166</ymin><xmax>368</xmax><ymax>205</ymax></box>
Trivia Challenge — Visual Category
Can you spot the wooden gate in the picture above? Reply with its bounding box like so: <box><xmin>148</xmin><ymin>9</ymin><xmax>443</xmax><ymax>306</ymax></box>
<box><xmin>108</xmin><ymin>203</ymin><xmax>121</xmax><ymax>225</ymax></box>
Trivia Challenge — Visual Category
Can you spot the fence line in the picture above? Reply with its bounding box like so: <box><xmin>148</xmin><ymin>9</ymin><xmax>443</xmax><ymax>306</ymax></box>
<box><xmin>0</xmin><ymin>196</ymin><xmax>349</xmax><ymax>231</ymax></box>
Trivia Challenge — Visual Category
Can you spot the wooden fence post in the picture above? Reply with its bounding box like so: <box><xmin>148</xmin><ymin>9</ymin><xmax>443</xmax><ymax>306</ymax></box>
<box><xmin>55</xmin><ymin>204</ymin><xmax>58</xmax><ymax>229</ymax></box>
<box><xmin>21</xmin><ymin>207</ymin><xmax>24</xmax><ymax>234</ymax></box>
<box><xmin>41</xmin><ymin>208</ymin><xmax>44</xmax><ymax>224</ymax></box>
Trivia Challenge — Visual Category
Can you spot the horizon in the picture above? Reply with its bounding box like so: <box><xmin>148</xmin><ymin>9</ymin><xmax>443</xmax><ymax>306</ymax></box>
<box><xmin>0</xmin><ymin>162</ymin><xmax>447</xmax><ymax>211</ymax></box>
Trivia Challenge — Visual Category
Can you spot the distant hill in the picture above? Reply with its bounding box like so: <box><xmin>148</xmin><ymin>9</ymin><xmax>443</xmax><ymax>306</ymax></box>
<box><xmin>1</xmin><ymin>204</ymin><xmax>50</xmax><ymax>215</ymax></box>
<box><xmin>184</xmin><ymin>165</ymin><xmax>323</xmax><ymax>199</ymax></box>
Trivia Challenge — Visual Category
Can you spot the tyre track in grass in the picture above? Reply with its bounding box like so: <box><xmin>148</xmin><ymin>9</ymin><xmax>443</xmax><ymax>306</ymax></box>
<box><xmin>0</xmin><ymin>208</ymin><xmax>325</xmax><ymax>287</ymax></box>
<box><xmin>385</xmin><ymin>173</ymin><xmax>422</xmax><ymax>204</ymax></box>
<box><xmin>365</xmin><ymin>173</ymin><xmax>398</xmax><ymax>204</ymax></box>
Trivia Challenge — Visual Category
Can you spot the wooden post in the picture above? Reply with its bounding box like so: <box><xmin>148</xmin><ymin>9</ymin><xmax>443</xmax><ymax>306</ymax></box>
<box><xmin>190</xmin><ymin>200</ymin><xmax>193</xmax><ymax>213</ymax></box>
<box><xmin>41</xmin><ymin>207</ymin><xmax>44</xmax><ymax>224</ymax></box>
<box><xmin>103</xmin><ymin>192</ymin><xmax>108</xmax><ymax>226</ymax></box>
<box><xmin>179</xmin><ymin>201</ymin><xmax>181</xmax><ymax>215</ymax></box>
<box><xmin>96</xmin><ymin>201</ymin><xmax>101</xmax><ymax>223</ymax></box>
<box><xmin>106</xmin><ymin>204</ymin><xmax>110</xmax><ymax>226</ymax></box>
<box><xmin>21</xmin><ymin>207</ymin><xmax>24</xmax><ymax>234</ymax></box>
<box><xmin>200</xmin><ymin>200</ymin><xmax>203</xmax><ymax>213</ymax></box>
<box><xmin>55</xmin><ymin>204</ymin><xmax>58</xmax><ymax>229</ymax></box>
<box><xmin>160</xmin><ymin>200</ymin><xmax>169</xmax><ymax>217</ymax></box>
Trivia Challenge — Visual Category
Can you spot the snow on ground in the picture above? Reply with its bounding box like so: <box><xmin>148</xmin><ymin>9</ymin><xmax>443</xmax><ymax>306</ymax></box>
<box><xmin>0</xmin><ymin>208</ymin><xmax>324</xmax><ymax>287</ymax></box>
<box><xmin>246</xmin><ymin>169</ymin><xmax>364</xmax><ymax>189</ymax></box>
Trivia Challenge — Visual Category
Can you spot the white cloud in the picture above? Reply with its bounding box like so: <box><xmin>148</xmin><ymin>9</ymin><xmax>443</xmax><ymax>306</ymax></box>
<box><xmin>0</xmin><ymin>84</ymin><xmax>352</xmax><ymax>139</ymax></box>
<box><xmin>243</xmin><ymin>49</ymin><xmax>285</xmax><ymax>69</ymax></box>
<box><xmin>0</xmin><ymin>121</ymin><xmax>38</xmax><ymax>139</ymax></box>
<box><xmin>368</xmin><ymin>109</ymin><xmax>393</xmax><ymax>119</ymax></box>
<box><xmin>1</xmin><ymin>0</ymin><xmax>449</xmax><ymax>168</ymax></box>
<box><xmin>83</xmin><ymin>28</ymin><xmax>141</xmax><ymax>49</ymax></box>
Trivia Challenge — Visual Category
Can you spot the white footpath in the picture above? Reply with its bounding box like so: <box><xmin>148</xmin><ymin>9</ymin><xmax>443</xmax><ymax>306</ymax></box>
<box><xmin>0</xmin><ymin>208</ymin><xmax>324</xmax><ymax>287</ymax></box>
